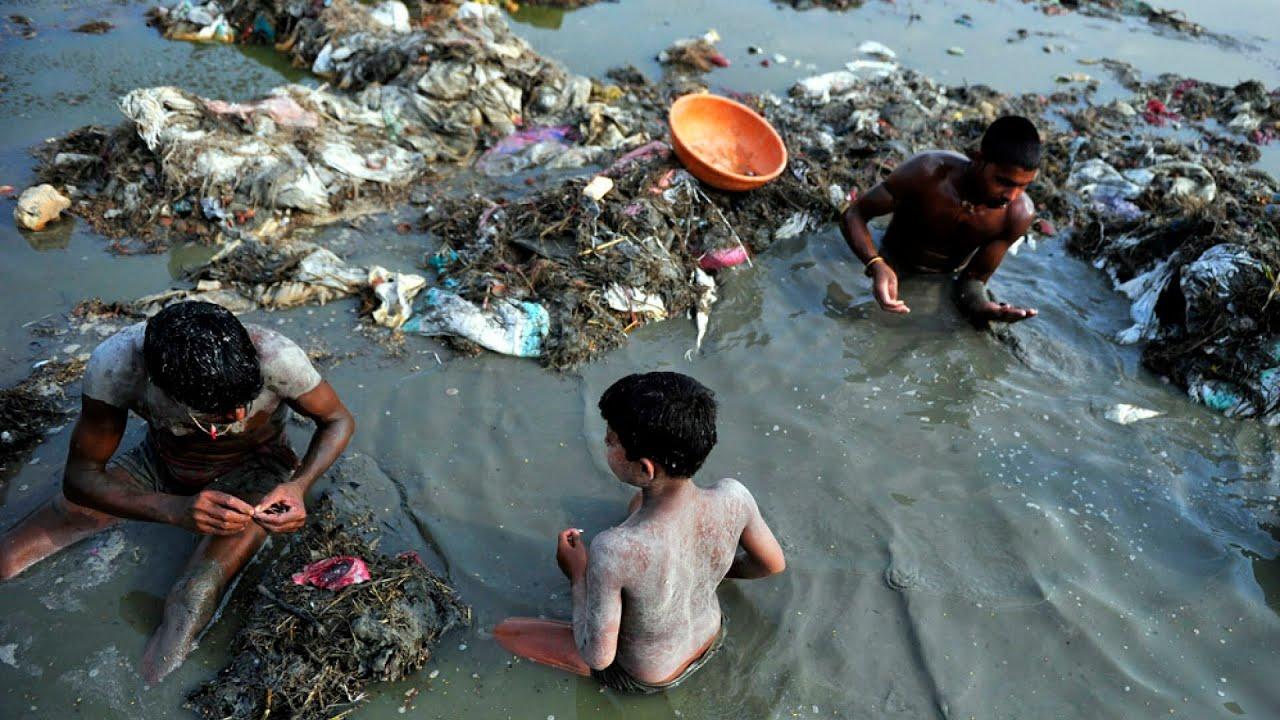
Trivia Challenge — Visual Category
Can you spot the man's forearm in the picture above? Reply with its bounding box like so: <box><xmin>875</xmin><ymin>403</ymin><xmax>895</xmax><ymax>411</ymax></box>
<box><xmin>727</xmin><ymin>549</ymin><xmax>770</xmax><ymax>579</ymax></box>
<box><xmin>839</xmin><ymin>208</ymin><xmax>880</xmax><ymax>265</ymax></box>
<box><xmin>286</xmin><ymin>416</ymin><xmax>354</xmax><ymax>491</ymax></box>
<box><xmin>63</xmin><ymin>466</ymin><xmax>183</xmax><ymax>525</ymax></box>
<box><xmin>953</xmin><ymin>276</ymin><xmax>992</xmax><ymax>316</ymax></box>
<box><xmin>569</xmin><ymin>572</ymin><xmax>589</xmax><ymax>640</ymax></box>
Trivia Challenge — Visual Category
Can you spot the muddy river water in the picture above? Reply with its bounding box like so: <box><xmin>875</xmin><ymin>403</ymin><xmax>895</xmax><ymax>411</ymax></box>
<box><xmin>3</xmin><ymin>1</ymin><xmax>1280</xmax><ymax>718</ymax></box>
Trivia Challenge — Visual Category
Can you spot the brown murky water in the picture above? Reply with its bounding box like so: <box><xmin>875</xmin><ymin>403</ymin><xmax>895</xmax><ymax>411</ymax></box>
<box><xmin>2</xmin><ymin>1</ymin><xmax>1280</xmax><ymax>718</ymax></box>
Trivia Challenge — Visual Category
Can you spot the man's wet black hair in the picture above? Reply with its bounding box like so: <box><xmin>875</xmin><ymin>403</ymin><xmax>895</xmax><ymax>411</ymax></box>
<box><xmin>144</xmin><ymin>301</ymin><xmax>262</xmax><ymax>414</ymax></box>
<box><xmin>598</xmin><ymin>372</ymin><xmax>717</xmax><ymax>479</ymax></box>
<box><xmin>980</xmin><ymin>116</ymin><xmax>1042</xmax><ymax>170</ymax></box>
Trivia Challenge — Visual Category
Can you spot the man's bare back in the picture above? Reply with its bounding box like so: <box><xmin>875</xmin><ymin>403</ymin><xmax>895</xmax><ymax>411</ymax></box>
<box><xmin>840</xmin><ymin>116</ymin><xmax>1044</xmax><ymax>323</ymax></box>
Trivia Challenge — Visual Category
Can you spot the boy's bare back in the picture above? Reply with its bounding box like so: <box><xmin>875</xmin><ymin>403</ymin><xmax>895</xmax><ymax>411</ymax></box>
<box><xmin>577</xmin><ymin>478</ymin><xmax>768</xmax><ymax>683</ymax></box>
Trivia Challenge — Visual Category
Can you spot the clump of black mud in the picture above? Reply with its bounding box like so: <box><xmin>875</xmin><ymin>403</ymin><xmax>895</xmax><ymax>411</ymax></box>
<box><xmin>779</xmin><ymin>0</ymin><xmax>866</xmax><ymax>9</ymax></box>
<box><xmin>186</xmin><ymin>495</ymin><xmax>470</xmax><ymax>720</ymax></box>
<box><xmin>0</xmin><ymin>360</ymin><xmax>85</xmax><ymax>471</ymax></box>
<box><xmin>1030</xmin><ymin>0</ymin><xmax>1214</xmax><ymax>39</ymax></box>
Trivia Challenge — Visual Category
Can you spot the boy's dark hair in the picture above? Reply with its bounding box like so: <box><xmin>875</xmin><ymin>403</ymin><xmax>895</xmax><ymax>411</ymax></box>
<box><xmin>144</xmin><ymin>301</ymin><xmax>263</xmax><ymax>414</ymax></box>
<box><xmin>980</xmin><ymin>116</ymin><xmax>1041</xmax><ymax>170</ymax></box>
<box><xmin>598</xmin><ymin>372</ymin><xmax>717</xmax><ymax>479</ymax></box>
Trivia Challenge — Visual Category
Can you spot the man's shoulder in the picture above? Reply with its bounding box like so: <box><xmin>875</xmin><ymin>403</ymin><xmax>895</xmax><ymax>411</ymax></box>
<box><xmin>905</xmin><ymin>151</ymin><xmax>965</xmax><ymax>173</ymax></box>
<box><xmin>890</xmin><ymin>152</ymin><xmax>963</xmax><ymax>192</ymax></box>
<box><xmin>246</xmin><ymin>324</ymin><xmax>322</xmax><ymax>399</ymax></box>
<box><xmin>83</xmin><ymin>322</ymin><xmax>147</xmax><ymax>407</ymax></box>
<box><xmin>1004</xmin><ymin>193</ymin><xmax>1036</xmax><ymax>234</ymax></box>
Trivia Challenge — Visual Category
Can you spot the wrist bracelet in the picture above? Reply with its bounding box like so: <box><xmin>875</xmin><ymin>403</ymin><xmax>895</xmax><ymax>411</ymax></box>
<box><xmin>864</xmin><ymin>255</ymin><xmax>885</xmax><ymax>276</ymax></box>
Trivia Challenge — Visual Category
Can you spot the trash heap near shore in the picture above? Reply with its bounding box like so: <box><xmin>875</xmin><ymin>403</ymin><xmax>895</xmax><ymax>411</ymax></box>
<box><xmin>17</xmin><ymin>0</ymin><xmax>1280</xmax><ymax>422</ymax></box>
<box><xmin>0</xmin><ymin>359</ymin><xmax>85</xmax><ymax>471</ymax></box>
<box><xmin>186</xmin><ymin>492</ymin><xmax>470</xmax><ymax>720</ymax></box>
<box><xmin>38</xmin><ymin>0</ymin><xmax>635</xmax><ymax>249</ymax></box>
<box><xmin>1054</xmin><ymin>75</ymin><xmax>1280</xmax><ymax>420</ymax></box>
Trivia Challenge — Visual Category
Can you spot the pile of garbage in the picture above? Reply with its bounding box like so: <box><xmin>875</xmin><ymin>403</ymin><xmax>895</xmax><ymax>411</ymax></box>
<box><xmin>35</xmin><ymin>0</ymin><xmax>638</xmax><ymax>249</ymax></box>
<box><xmin>417</xmin><ymin>112</ymin><xmax>844</xmax><ymax>367</ymax></box>
<box><xmin>125</xmin><ymin>238</ymin><xmax>429</xmax><ymax>330</ymax></box>
<box><xmin>1030</xmin><ymin>0</ymin><xmax>1213</xmax><ymax>39</ymax></box>
<box><xmin>729</xmin><ymin>46</ymin><xmax>1280</xmax><ymax>422</ymax></box>
<box><xmin>0</xmin><ymin>360</ymin><xmax>85</xmax><ymax>471</ymax></box>
<box><xmin>186</xmin><ymin>493</ymin><xmax>470</xmax><ymax>720</ymax></box>
<box><xmin>778</xmin><ymin>0</ymin><xmax>1217</xmax><ymax>42</ymax></box>
<box><xmin>657</xmin><ymin>30</ymin><xmax>730</xmax><ymax>74</ymax></box>
<box><xmin>779</xmin><ymin>0</ymin><xmax>866</xmax><ymax>10</ymax></box>
<box><xmin>23</xmin><ymin>0</ymin><xmax>1280</xmax><ymax>421</ymax></box>
<box><xmin>1053</xmin><ymin>76</ymin><xmax>1280</xmax><ymax>421</ymax></box>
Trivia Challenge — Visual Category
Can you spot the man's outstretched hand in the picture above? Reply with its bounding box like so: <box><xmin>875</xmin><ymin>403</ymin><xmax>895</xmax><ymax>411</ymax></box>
<box><xmin>871</xmin><ymin>263</ymin><xmax>910</xmax><ymax>314</ymax></box>
<box><xmin>971</xmin><ymin>300</ymin><xmax>1038</xmax><ymax>323</ymax></box>
<box><xmin>253</xmin><ymin>482</ymin><xmax>307</xmax><ymax>534</ymax></box>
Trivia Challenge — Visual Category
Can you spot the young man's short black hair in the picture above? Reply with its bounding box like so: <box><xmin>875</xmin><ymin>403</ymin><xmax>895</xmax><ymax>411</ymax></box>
<box><xmin>144</xmin><ymin>301</ymin><xmax>263</xmax><ymax>414</ymax></box>
<box><xmin>980</xmin><ymin>115</ymin><xmax>1042</xmax><ymax>170</ymax></box>
<box><xmin>598</xmin><ymin>372</ymin><xmax>717</xmax><ymax>479</ymax></box>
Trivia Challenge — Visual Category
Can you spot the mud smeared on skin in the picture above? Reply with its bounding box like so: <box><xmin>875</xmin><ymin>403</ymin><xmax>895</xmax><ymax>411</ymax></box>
<box><xmin>574</xmin><ymin>478</ymin><xmax>756</xmax><ymax>682</ymax></box>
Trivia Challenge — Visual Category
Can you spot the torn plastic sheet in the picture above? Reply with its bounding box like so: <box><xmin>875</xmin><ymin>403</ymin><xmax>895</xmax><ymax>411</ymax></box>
<box><xmin>604</xmin><ymin>284</ymin><xmax>668</xmax><ymax>319</ymax></box>
<box><xmin>1180</xmin><ymin>243</ymin><xmax>1266</xmax><ymax>334</ymax></box>
<box><xmin>403</xmin><ymin>288</ymin><xmax>550</xmax><ymax>358</ymax></box>
<box><xmin>1111</xmin><ymin>259</ymin><xmax>1174</xmax><ymax>345</ymax></box>
<box><xmin>369</xmin><ymin>266</ymin><xmax>427</xmax><ymax>329</ymax></box>
<box><xmin>1104</xmin><ymin>404</ymin><xmax>1163</xmax><ymax>424</ymax></box>
<box><xmin>474</xmin><ymin>126</ymin><xmax>605</xmax><ymax>176</ymax></box>
<box><xmin>775</xmin><ymin>211</ymin><xmax>813</xmax><ymax>240</ymax></box>
<box><xmin>686</xmin><ymin>268</ymin><xmax>718</xmax><ymax>361</ymax></box>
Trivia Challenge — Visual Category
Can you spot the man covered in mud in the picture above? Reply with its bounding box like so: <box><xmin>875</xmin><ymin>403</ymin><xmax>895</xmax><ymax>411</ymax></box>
<box><xmin>495</xmin><ymin>372</ymin><xmax>786</xmax><ymax>693</ymax></box>
<box><xmin>0</xmin><ymin>301</ymin><xmax>354</xmax><ymax>682</ymax></box>
<box><xmin>840</xmin><ymin>115</ymin><xmax>1042</xmax><ymax>323</ymax></box>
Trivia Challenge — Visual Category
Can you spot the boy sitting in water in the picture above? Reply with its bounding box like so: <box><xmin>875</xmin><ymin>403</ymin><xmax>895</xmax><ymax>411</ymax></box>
<box><xmin>496</xmin><ymin>372</ymin><xmax>786</xmax><ymax>693</ymax></box>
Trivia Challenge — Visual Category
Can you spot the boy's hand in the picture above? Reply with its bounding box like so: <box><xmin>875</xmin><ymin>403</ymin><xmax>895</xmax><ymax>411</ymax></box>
<box><xmin>556</xmin><ymin>528</ymin><xmax>587</xmax><ymax>581</ymax></box>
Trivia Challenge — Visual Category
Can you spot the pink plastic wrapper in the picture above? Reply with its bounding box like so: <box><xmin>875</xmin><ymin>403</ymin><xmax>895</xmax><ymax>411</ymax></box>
<box><xmin>698</xmin><ymin>246</ymin><xmax>750</xmax><ymax>270</ymax></box>
<box><xmin>291</xmin><ymin>556</ymin><xmax>371</xmax><ymax>590</ymax></box>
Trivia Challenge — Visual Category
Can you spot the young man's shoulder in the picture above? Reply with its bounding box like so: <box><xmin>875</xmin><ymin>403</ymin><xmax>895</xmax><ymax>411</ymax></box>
<box><xmin>246</xmin><ymin>324</ymin><xmax>322</xmax><ymax>400</ymax></box>
<box><xmin>82</xmin><ymin>322</ymin><xmax>147</xmax><ymax>408</ymax></box>
<box><xmin>886</xmin><ymin>151</ymin><xmax>964</xmax><ymax>198</ymax></box>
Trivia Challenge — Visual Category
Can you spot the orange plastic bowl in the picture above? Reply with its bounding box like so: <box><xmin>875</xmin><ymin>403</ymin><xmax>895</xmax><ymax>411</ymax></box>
<box><xmin>669</xmin><ymin>93</ymin><xmax>788</xmax><ymax>192</ymax></box>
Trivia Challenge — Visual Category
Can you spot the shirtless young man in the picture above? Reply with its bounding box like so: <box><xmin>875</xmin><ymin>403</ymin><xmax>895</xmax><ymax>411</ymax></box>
<box><xmin>495</xmin><ymin>372</ymin><xmax>785</xmax><ymax>693</ymax></box>
<box><xmin>840</xmin><ymin>115</ymin><xmax>1043</xmax><ymax>324</ymax></box>
<box><xmin>0</xmin><ymin>301</ymin><xmax>354</xmax><ymax>682</ymax></box>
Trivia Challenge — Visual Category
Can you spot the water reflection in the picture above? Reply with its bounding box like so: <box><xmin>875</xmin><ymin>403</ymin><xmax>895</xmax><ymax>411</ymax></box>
<box><xmin>508</xmin><ymin>5</ymin><xmax>567</xmax><ymax>30</ymax></box>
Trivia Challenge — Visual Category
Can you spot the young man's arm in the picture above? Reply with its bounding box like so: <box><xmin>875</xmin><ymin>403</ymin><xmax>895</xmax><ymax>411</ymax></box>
<box><xmin>62</xmin><ymin>398</ymin><xmax>256</xmax><ymax>534</ymax></box>
<box><xmin>839</xmin><ymin>158</ymin><xmax>931</xmax><ymax>314</ymax></box>
<box><xmin>954</xmin><ymin>196</ymin><xmax>1038</xmax><ymax>323</ymax></box>
<box><xmin>253</xmin><ymin>380</ymin><xmax>356</xmax><ymax>533</ymax></box>
<box><xmin>726</xmin><ymin>483</ymin><xmax>785</xmax><ymax>580</ymax></box>
<box><xmin>562</xmin><ymin>530</ymin><xmax>624</xmax><ymax>670</ymax></box>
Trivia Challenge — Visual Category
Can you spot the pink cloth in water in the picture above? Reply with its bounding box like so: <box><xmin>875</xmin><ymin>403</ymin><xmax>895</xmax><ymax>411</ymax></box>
<box><xmin>699</xmin><ymin>246</ymin><xmax>750</xmax><ymax>270</ymax></box>
<box><xmin>291</xmin><ymin>556</ymin><xmax>371</xmax><ymax>590</ymax></box>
